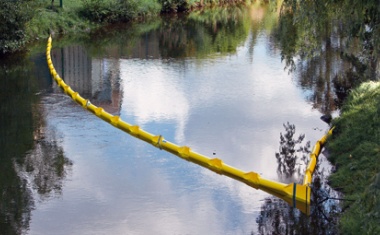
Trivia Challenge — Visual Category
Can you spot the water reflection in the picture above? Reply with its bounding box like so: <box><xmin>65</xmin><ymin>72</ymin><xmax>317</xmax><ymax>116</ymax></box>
<box><xmin>275</xmin><ymin>122</ymin><xmax>311</xmax><ymax>181</ymax></box>
<box><xmin>16</xmin><ymin>121</ymin><xmax>73</xmax><ymax>200</ymax></box>
<box><xmin>257</xmin><ymin>168</ymin><xmax>340</xmax><ymax>235</ymax></box>
<box><xmin>270</xmin><ymin>1</ymin><xmax>380</xmax><ymax>115</ymax></box>
<box><xmin>0</xmin><ymin>57</ymin><xmax>36</xmax><ymax>235</ymax></box>
<box><xmin>51</xmin><ymin>47</ymin><xmax>122</xmax><ymax>114</ymax></box>
<box><xmin>0</xmin><ymin>55</ymin><xmax>72</xmax><ymax>234</ymax></box>
<box><xmin>84</xmin><ymin>5</ymin><xmax>252</xmax><ymax>60</ymax></box>
<box><xmin>257</xmin><ymin>123</ymin><xmax>340</xmax><ymax>235</ymax></box>
<box><xmin>0</xmin><ymin>3</ymin><xmax>343</xmax><ymax>234</ymax></box>
<box><xmin>30</xmin><ymin>5</ymin><xmax>334</xmax><ymax>235</ymax></box>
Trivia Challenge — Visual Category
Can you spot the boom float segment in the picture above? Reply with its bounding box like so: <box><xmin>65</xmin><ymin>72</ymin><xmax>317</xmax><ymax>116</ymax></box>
<box><xmin>46</xmin><ymin>36</ymin><xmax>332</xmax><ymax>215</ymax></box>
<box><xmin>303</xmin><ymin>128</ymin><xmax>334</xmax><ymax>186</ymax></box>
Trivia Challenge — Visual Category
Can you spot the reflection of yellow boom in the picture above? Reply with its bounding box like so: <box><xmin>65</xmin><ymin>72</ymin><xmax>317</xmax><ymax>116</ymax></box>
<box><xmin>46</xmin><ymin>36</ymin><xmax>332</xmax><ymax>215</ymax></box>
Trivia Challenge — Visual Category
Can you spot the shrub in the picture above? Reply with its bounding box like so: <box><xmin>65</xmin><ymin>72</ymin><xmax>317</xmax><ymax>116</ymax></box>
<box><xmin>158</xmin><ymin>0</ymin><xmax>188</xmax><ymax>12</ymax></box>
<box><xmin>80</xmin><ymin>0</ymin><xmax>138</xmax><ymax>23</ymax></box>
<box><xmin>0</xmin><ymin>0</ymin><xmax>34</xmax><ymax>54</ymax></box>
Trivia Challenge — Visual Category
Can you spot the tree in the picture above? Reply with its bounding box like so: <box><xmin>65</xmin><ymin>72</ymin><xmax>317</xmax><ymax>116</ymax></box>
<box><xmin>0</xmin><ymin>0</ymin><xmax>33</xmax><ymax>55</ymax></box>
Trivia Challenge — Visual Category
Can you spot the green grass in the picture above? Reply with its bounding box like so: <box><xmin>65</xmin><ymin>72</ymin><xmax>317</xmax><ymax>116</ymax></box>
<box><xmin>328</xmin><ymin>81</ymin><xmax>380</xmax><ymax>234</ymax></box>
<box><xmin>24</xmin><ymin>0</ymin><xmax>254</xmax><ymax>44</ymax></box>
<box><xmin>26</xmin><ymin>1</ymin><xmax>94</xmax><ymax>39</ymax></box>
<box><xmin>25</xmin><ymin>0</ymin><xmax>161</xmax><ymax>40</ymax></box>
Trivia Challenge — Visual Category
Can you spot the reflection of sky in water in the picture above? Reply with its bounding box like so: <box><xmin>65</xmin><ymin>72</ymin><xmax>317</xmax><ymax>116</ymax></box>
<box><xmin>29</xmin><ymin>33</ymin><xmax>330</xmax><ymax>234</ymax></box>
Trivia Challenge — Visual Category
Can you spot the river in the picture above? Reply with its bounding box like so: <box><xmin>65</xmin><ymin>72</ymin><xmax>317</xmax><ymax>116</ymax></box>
<box><xmin>0</xmin><ymin>4</ymin><xmax>340</xmax><ymax>235</ymax></box>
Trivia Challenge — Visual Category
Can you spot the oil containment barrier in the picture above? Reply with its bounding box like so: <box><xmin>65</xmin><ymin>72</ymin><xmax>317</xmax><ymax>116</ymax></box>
<box><xmin>46</xmin><ymin>36</ymin><xmax>333</xmax><ymax>215</ymax></box>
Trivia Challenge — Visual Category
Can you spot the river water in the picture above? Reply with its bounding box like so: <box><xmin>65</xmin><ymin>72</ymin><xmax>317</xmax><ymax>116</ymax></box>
<box><xmin>1</xmin><ymin>4</ymin><xmax>340</xmax><ymax>235</ymax></box>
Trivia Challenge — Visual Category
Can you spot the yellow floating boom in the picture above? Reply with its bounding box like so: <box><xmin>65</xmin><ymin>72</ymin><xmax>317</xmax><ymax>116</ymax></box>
<box><xmin>303</xmin><ymin>127</ymin><xmax>334</xmax><ymax>186</ymax></box>
<box><xmin>46</xmin><ymin>36</ymin><xmax>332</xmax><ymax>215</ymax></box>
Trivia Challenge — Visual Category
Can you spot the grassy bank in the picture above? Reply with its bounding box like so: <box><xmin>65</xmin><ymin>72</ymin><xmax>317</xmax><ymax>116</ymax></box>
<box><xmin>25</xmin><ymin>0</ymin><xmax>161</xmax><ymax>40</ymax></box>
<box><xmin>328</xmin><ymin>81</ymin><xmax>380</xmax><ymax>234</ymax></box>
<box><xmin>0</xmin><ymin>0</ymin><xmax>254</xmax><ymax>54</ymax></box>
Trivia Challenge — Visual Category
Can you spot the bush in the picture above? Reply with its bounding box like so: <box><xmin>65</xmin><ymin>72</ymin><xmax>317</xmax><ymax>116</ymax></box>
<box><xmin>158</xmin><ymin>0</ymin><xmax>188</xmax><ymax>12</ymax></box>
<box><xmin>0</xmin><ymin>0</ymin><xmax>34</xmax><ymax>54</ymax></box>
<box><xmin>80</xmin><ymin>0</ymin><xmax>138</xmax><ymax>23</ymax></box>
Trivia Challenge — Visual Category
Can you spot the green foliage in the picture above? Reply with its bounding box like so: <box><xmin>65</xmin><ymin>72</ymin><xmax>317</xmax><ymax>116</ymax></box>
<box><xmin>275</xmin><ymin>0</ymin><xmax>380</xmax><ymax>80</ymax></box>
<box><xmin>158</xmin><ymin>0</ymin><xmax>253</xmax><ymax>12</ymax></box>
<box><xmin>0</xmin><ymin>0</ymin><xmax>34</xmax><ymax>54</ymax></box>
<box><xmin>189</xmin><ymin>5</ymin><xmax>250</xmax><ymax>54</ymax></box>
<box><xmin>1</xmin><ymin>0</ymin><xmax>253</xmax><ymax>53</ymax></box>
<box><xmin>329</xmin><ymin>81</ymin><xmax>380</xmax><ymax>233</ymax></box>
<box><xmin>26</xmin><ymin>7</ymin><xmax>91</xmax><ymax>39</ymax></box>
<box><xmin>80</xmin><ymin>0</ymin><xmax>139</xmax><ymax>23</ymax></box>
<box><xmin>134</xmin><ymin>0</ymin><xmax>161</xmax><ymax>16</ymax></box>
<box><xmin>158</xmin><ymin>0</ymin><xmax>188</xmax><ymax>12</ymax></box>
<box><xmin>75</xmin><ymin>3</ymin><xmax>251</xmax><ymax>60</ymax></box>
<box><xmin>274</xmin><ymin>0</ymin><xmax>334</xmax><ymax>67</ymax></box>
<box><xmin>336</xmin><ymin>0</ymin><xmax>380</xmax><ymax>61</ymax></box>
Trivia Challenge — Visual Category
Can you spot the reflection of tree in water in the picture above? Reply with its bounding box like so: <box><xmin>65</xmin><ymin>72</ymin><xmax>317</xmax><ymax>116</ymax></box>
<box><xmin>271</xmin><ymin>10</ymin><xmax>343</xmax><ymax>115</ymax></box>
<box><xmin>256</xmin><ymin>123</ymin><xmax>340</xmax><ymax>235</ymax></box>
<box><xmin>15</xmin><ymin>122</ymin><xmax>73</xmax><ymax>201</ymax></box>
<box><xmin>0</xmin><ymin>58</ymin><xmax>72</xmax><ymax>234</ymax></box>
<box><xmin>275</xmin><ymin>122</ymin><xmax>310</xmax><ymax>180</ymax></box>
<box><xmin>270</xmin><ymin>0</ymin><xmax>380</xmax><ymax>115</ymax></box>
<box><xmin>158</xmin><ymin>6</ymin><xmax>250</xmax><ymax>58</ymax></box>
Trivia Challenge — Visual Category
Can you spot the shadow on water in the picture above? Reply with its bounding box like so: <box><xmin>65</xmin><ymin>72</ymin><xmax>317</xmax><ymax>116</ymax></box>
<box><xmin>0</xmin><ymin>55</ymin><xmax>72</xmax><ymax>234</ymax></box>
<box><xmin>256</xmin><ymin>123</ymin><xmax>340</xmax><ymax>235</ymax></box>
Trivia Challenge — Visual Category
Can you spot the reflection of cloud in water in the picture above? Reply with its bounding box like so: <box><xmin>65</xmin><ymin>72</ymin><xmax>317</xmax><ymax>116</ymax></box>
<box><xmin>120</xmin><ymin>59</ymin><xmax>189</xmax><ymax>142</ymax></box>
<box><xmin>30</xmin><ymin>134</ymin><xmax>234</xmax><ymax>234</ymax></box>
<box><xmin>114</xmin><ymin>38</ymin><xmax>331</xmax><ymax>233</ymax></box>
<box><xmin>119</xmin><ymin>38</ymin><xmax>327</xmax><ymax>177</ymax></box>
<box><xmin>29</xmin><ymin>35</ymin><xmax>331</xmax><ymax>235</ymax></box>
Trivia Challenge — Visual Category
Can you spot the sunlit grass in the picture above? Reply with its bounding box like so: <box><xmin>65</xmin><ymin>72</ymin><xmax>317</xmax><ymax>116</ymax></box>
<box><xmin>329</xmin><ymin>81</ymin><xmax>380</xmax><ymax>234</ymax></box>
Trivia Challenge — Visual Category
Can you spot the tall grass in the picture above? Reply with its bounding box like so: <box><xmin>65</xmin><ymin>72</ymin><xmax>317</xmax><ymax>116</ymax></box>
<box><xmin>329</xmin><ymin>81</ymin><xmax>380</xmax><ymax>234</ymax></box>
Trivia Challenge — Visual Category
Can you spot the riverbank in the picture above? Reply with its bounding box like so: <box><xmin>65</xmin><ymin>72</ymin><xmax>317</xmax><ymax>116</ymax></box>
<box><xmin>0</xmin><ymin>0</ymin><xmax>253</xmax><ymax>55</ymax></box>
<box><xmin>328</xmin><ymin>81</ymin><xmax>380</xmax><ymax>234</ymax></box>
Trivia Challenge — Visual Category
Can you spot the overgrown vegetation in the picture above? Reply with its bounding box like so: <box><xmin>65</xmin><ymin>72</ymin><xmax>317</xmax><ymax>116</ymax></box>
<box><xmin>0</xmin><ymin>0</ymin><xmax>34</xmax><ymax>54</ymax></box>
<box><xmin>26</xmin><ymin>2</ymin><xmax>90</xmax><ymax>40</ymax></box>
<box><xmin>0</xmin><ymin>0</ymin><xmax>254</xmax><ymax>55</ymax></box>
<box><xmin>79</xmin><ymin>0</ymin><xmax>160</xmax><ymax>23</ymax></box>
<box><xmin>158</xmin><ymin>0</ymin><xmax>252</xmax><ymax>12</ymax></box>
<box><xmin>328</xmin><ymin>82</ymin><xmax>380</xmax><ymax>234</ymax></box>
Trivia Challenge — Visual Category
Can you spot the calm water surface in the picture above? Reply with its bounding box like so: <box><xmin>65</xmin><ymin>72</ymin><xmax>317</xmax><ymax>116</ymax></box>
<box><xmin>1</xmin><ymin>4</ymin><xmax>339</xmax><ymax>235</ymax></box>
